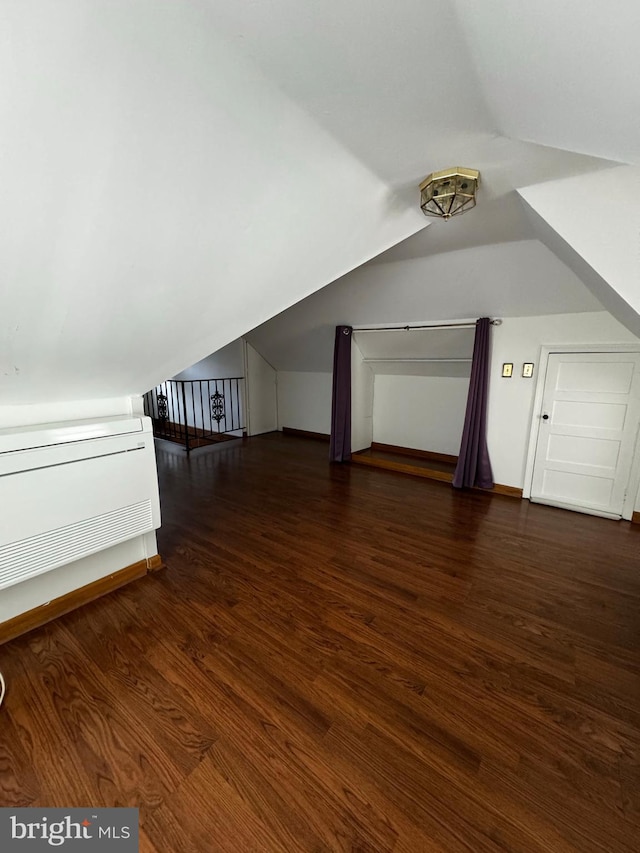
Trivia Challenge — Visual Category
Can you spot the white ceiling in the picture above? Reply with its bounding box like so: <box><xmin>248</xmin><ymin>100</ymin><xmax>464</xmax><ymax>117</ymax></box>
<box><xmin>1</xmin><ymin>1</ymin><xmax>639</xmax><ymax>403</ymax></box>
<box><xmin>205</xmin><ymin>0</ymin><xmax>627</xmax><ymax>189</ymax></box>
<box><xmin>206</xmin><ymin>0</ymin><xmax>491</xmax><ymax>185</ymax></box>
<box><xmin>456</xmin><ymin>1</ymin><xmax>640</xmax><ymax>166</ymax></box>
<box><xmin>246</xmin><ymin>240</ymin><xmax>604</xmax><ymax>372</ymax></box>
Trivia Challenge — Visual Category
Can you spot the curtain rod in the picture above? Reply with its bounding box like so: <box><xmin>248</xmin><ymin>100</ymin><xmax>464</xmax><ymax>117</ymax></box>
<box><xmin>353</xmin><ymin>319</ymin><xmax>501</xmax><ymax>333</ymax></box>
<box><xmin>363</xmin><ymin>357</ymin><xmax>472</xmax><ymax>364</ymax></box>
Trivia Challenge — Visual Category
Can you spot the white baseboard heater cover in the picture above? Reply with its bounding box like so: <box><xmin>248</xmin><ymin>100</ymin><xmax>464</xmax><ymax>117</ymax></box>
<box><xmin>0</xmin><ymin>415</ymin><xmax>161</xmax><ymax>591</ymax></box>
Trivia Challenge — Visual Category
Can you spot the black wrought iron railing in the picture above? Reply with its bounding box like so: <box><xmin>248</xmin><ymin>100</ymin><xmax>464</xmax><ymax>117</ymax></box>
<box><xmin>143</xmin><ymin>377</ymin><xmax>245</xmax><ymax>452</ymax></box>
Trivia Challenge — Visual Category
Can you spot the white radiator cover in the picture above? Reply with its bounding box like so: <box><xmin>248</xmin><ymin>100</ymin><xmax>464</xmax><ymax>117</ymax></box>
<box><xmin>0</xmin><ymin>415</ymin><xmax>161</xmax><ymax>591</ymax></box>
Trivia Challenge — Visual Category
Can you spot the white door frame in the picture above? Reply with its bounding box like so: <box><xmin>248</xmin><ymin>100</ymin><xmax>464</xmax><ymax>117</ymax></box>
<box><xmin>522</xmin><ymin>343</ymin><xmax>640</xmax><ymax>520</ymax></box>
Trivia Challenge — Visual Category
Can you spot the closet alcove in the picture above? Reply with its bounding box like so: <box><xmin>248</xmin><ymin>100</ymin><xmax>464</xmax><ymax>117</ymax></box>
<box><xmin>351</xmin><ymin>324</ymin><xmax>475</xmax><ymax>478</ymax></box>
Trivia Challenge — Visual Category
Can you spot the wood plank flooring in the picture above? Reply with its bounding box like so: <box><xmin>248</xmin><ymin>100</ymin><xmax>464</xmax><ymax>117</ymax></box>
<box><xmin>1</xmin><ymin>433</ymin><xmax>639</xmax><ymax>851</ymax></box>
<box><xmin>352</xmin><ymin>447</ymin><xmax>456</xmax><ymax>483</ymax></box>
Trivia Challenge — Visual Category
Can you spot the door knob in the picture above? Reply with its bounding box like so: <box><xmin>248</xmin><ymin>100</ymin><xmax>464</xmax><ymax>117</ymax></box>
<box><xmin>542</xmin><ymin>414</ymin><xmax>549</xmax><ymax>420</ymax></box>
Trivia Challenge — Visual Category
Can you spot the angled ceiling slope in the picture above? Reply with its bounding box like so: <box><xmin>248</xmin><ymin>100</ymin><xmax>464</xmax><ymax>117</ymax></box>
<box><xmin>2</xmin><ymin>0</ymin><xmax>639</xmax><ymax>405</ymax></box>
<box><xmin>456</xmin><ymin>0</ymin><xmax>640</xmax><ymax>167</ymax></box>
<box><xmin>246</xmin><ymin>239</ymin><xmax>604</xmax><ymax>373</ymax></box>
<box><xmin>238</xmin><ymin>0</ymin><xmax>639</xmax><ymax>370</ymax></box>
<box><xmin>518</xmin><ymin>167</ymin><xmax>640</xmax><ymax>337</ymax></box>
<box><xmin>0</xmin><ymin>0</ymin><xmax>425</xmax><ymax>406</ymax></box>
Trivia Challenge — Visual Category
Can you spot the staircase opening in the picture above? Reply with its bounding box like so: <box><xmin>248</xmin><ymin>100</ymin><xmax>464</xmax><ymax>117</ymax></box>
<box><xmin>144</xmin><ymin>340</ymin><xmax>247</xmax><ymax>452</ymax></box>
<box><xmin>143</xmin><ymin>377</ymin><xmax>245</xmax><ymax>452</ymax></box>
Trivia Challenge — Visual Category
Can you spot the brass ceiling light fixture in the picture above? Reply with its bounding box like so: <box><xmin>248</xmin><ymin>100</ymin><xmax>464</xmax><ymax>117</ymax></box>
<box><xmin>419</xmin><ymin>167</ymin><xmax>480</xmax><ymax>220</ymax></box>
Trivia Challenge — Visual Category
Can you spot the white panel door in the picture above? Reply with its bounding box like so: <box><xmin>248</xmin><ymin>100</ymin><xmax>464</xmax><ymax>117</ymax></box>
<box><xmin>530</xmin><ymin>352</ymin><xmax>640</xmax><ymax>517</ymax></box>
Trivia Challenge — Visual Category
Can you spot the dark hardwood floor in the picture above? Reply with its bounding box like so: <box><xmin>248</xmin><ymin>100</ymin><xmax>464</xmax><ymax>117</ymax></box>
<box><xmin>352</xmin><ymin>446</ymin><xmax>456</xmax><ymax>483</ymax></box>
<box><xmin>1</xmin><ymin>433</ymin><xmax>639</xmax><ymax>851</ymax></box>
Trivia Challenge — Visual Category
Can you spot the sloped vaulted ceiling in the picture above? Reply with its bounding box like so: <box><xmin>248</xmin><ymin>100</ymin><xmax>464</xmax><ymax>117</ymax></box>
<box><xmin>1</xmin><ymin>0</ymin><xmax>639</xmax><ymax>402</ymax></box>
<box><xmin>247</xmin><ymin>0</ymin><xmax>640</xmax><ymax>368</ymax></box>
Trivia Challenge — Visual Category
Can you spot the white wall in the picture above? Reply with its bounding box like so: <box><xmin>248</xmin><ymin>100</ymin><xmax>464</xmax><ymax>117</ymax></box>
<box><xmin>172</xmin><ymin>339</ymin><xmax>244</xmax><ymax>381</ymax></box>
<box><xmin>0</xmin><ymin>0</ymin><xmax>424</xmax><ymax>408</ymax></box>
<box><xmin>373</xmin><ymin>374</ymin><xmax>468</xmax><ymax>455</ymax></box>
<box><xmin>245</xmin><ymin>342</ymin><xmax>277</xmax><ymax>436</ymax></box>
<box><xmin>0</xmin><ymin>397</ymin><xmax>135</xmax><ymax>430</ymax></box>
<box><xmin>246</xmin><ymin>240</ymin><xmax>603</xmax><ymax>372</ymax></box>
<box><xmin>487</xmin><ymin>311</ymin><xmax>640</xmax><ymax>489</ymax></box>
<box><xmin>351</xmin><ymin>340</ymin><xmax>374</xmax><ymax>452</ymax></box>
<box><xmin>277</xmin><ymin>372</ymin><xmax>332</xmax><ymax>435</ymax></box>
<box><xmin>269</xmin><ymin>312</ymin><xmax>640</xmax><ymax>499</ymax></box>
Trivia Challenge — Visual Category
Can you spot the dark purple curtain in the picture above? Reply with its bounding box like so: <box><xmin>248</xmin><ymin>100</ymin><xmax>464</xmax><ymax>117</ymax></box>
<box><xmin>453</xmin><ymin>317</ymin><xmax>494</xmax><ymax>489</ymax></box>
<box><xmin>329</xmin><ymin>325</ymin><xmax>352</xmax><ymax>462</ymax></box>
